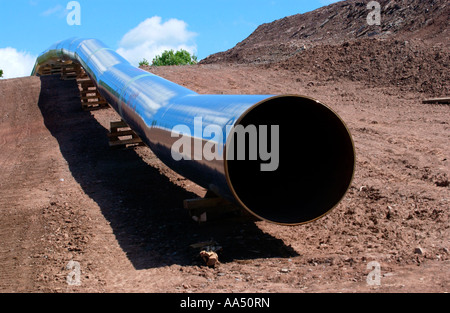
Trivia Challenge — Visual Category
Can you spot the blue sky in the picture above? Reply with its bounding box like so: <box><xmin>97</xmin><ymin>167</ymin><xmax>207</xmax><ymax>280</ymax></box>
<box><xmin>0</xmin><ymin>0</ymin><xmax>340</xmax><ymax>78</ymax></box>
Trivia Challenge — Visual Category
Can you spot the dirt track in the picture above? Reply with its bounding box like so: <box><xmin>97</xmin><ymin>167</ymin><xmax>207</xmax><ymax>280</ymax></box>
<box><xmin>0</xmin><ymin>64</ymin><xmax>448</xmax><ymax>293</ymax></box>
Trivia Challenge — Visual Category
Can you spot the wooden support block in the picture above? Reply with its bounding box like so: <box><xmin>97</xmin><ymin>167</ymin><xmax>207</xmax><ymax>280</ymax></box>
<box><xmin>77</xmin><ymin>68</ymin><xmax>88</xmax><ymax>79</ymax></box>
<box><xmin>183</xmin><ymin>195</ymin><xmax>251</xmax><ymax>223</ymax></box>
<box><xmin>78</xmin><ymin>78</ymin><xmax>94</xmax><ymax>84</ymax></box>
<box><xmin>81</xmin><ymin>102</ymin><xmax>109</xmax><ymax>111</ymax></box>
<box><xmin>80</xmin><ymin>91</ymin><xmax>98</xmax><ymax>97</ymax></box>
<box><xmin>81</xmin><ymin>95</ymin><xmax>103</xmax><ymax>101</ymax></box>
<box><xmin>79</xmin><ymin>82</ymin><xmax>95</xmax><ymax>88</ymax></box>
<box><xmin>110</xmin><ymin>120</ymin><xmax>129</xmax><ymax>129</ymax></box>
<box><xmin>422</xmin><ymin>97</ymin><xmax>450</xmax><ymax>105</ymax></box>
<box><xmin>183</xmin><ymin>197</ymin><xmax>233</xmax><ymax>210</ymax></box>
<box><xmin>109</xmin><ymin>137</ymin><xmax>144</xmax><ymax>147</ymax></box>
<box><xmin>61</xmin><ymin>75</ymin><xmax>78</xmax><ymax>81</ymax></box>
<box><xmin>107</xmin><ymin>129</ymin><xmax>136</xmax><ymax>138</ymax></box>
<box><xmin>39</xmin><ymin>64</ymin><xmax>63</xmax><ymax>76</ymax></box>
<box><xmin>108</xmin><ymin>120</ymin><xmax>144</xmax><ymax>148</ymax></box>
<box><xmin>61</xmin><ymin>63</ymin><xmax>81</xmax><ymax>80</ymax></box>
<box><xmin>76</xmin><ymin>75</ymin><xmax>109</xmax><ymax>111</ymax></box>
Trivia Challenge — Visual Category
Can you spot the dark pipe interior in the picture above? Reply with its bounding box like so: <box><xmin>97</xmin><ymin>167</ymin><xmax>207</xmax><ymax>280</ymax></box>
<box><xmin>226</xmin><ymin>96</ymin><xmax>355</xmax><ymax>225</ymax></box>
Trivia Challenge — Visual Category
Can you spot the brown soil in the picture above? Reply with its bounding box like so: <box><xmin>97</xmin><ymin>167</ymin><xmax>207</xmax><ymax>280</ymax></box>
<box><xmin>276</xmin><ymin>37</ymin><xmax>449</xmax><ymax>96</ymax></box>
<box><xmin>1</xmin><ymin>64</ymin><xmax>448</xmax><ymax>293</ymax></box>
<box><xmin>0</xmin><ymin>0</ymin><xmax>449</xmax><ymax>294</ymax></box>
<box><xmin>201</xmin><ymin>0</ymin><xmax>449</xmax><ymax>65</ymax></box>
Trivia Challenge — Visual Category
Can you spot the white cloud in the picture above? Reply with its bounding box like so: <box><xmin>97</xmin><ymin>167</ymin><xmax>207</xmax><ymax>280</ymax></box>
<box><xmin>116</xmin><ymin>16</ymin><xmax>197</xmax><ymax>66</ymax></box>
<box><xmin>41</xmin><ymin>4</ymin><xmax>63</xmax><ymax>16</ymax></box>
<box><xmin>0</xmin><ymin>48</ymin><xmax>37</xmax><ymax>79</ymax></box>
<box><xmin>41</xmin><ymin>4</ymin><xmax>68</xmax><ymax>19</ymax></box>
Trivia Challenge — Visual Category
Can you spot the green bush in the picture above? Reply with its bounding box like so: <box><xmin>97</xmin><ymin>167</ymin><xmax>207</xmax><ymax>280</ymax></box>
<box><xmin>139</xmin><ymin>58</ymin><xmax>150</xmax><ymax>67</ymax></box>
<box><xmin>152</xmin><ymin>49</ymin><xmax>198</xmax><ymax>66</ymax></box>
<box><xmin>0</xmin><ymin>69</ymin><xmax>3</xmax><ymax>78</ymax></box>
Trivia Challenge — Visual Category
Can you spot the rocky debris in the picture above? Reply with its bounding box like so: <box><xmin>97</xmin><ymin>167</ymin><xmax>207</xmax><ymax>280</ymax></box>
<box><xmin>199</xmin><ymin>251</ymin><xmax>219</xmax><ymax>267</ymax></box>
<box><xmin>414</xmin><ymin>247</ymin><xmax>425</xmax><ymax>255</ymax></box>
<box><xmin>200</xmin><ymin>0</ymin><xmax>449</xmax><ymax>97</ymax></box>
<box><xmin>277</xmin><ymin>37</ymin><xmax>450</xmax><ymax>96</ymax></box>
<box><xmin>190</xmin><ymin>240</ymin><xmax>222</xmax><ymax>267</ymax></box>
<box><xmin>202</xmin><ymin>0</ymin><xmax>449</xmax><ymax>65</ymax></box>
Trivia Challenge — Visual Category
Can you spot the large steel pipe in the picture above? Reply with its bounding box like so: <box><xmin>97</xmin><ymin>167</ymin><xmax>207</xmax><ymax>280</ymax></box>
<box><xmin>32</xmin><ymin>38</ymin><xmax>355</xmax><ymax>226</ymax></box>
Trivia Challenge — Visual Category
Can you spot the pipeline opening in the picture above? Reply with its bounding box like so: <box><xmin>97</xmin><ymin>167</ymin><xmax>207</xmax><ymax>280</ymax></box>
<box><xmin>225</xmin><ymin>95</ymin><xmax>355</xmax><ymax>225</ymax></box>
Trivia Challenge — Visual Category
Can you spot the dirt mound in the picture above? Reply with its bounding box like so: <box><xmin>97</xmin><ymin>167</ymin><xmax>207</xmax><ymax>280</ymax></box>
<box><xmin>201</xmin><ymin>0</ymin><xmax>449</xmax><ymax>65</ymax></box>
<box><xmin>1</xmin><ymin>66</ymin><xmax>448</xmax><ymax>293</ymax></box>
<box><xmin>277</xmin><ymin>37</ymin><xmax>449</xmax><ymax>96</ymax></box>
<box><xmin>0</xmin><ymin>0</ymin><xmax>448</xmax><ymax>295</ymax></box>
<box><xmin>200</xmin><ymin>0</ymin><xmax>449</xmax><ymax>97</ymax></box>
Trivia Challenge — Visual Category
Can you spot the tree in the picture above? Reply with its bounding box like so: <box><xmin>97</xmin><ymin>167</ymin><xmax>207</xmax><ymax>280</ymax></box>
<box><xmin>0</xmin><ymin>69</ymin><xmax>3</xmax><ymax>78</ymax></box>
<box><xmin>139</xmin><ymin>58</ymin><xmax>150</xmax><ymax>67</ymax></box>
<box><xmin>151</xmin><ymin>49</ymin><xmax>198</xmax><ymax>66</ymax></box>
